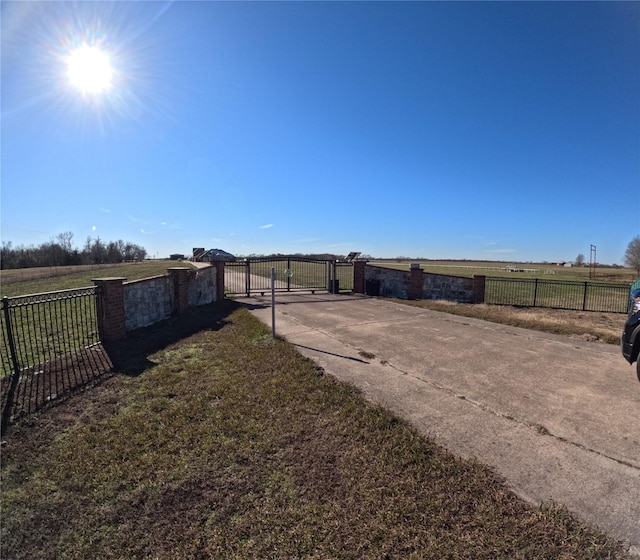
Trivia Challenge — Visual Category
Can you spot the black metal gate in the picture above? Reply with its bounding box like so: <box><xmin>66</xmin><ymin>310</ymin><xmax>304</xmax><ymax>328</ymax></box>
<box><xmin>1</xmin><ymin>287</ymin><xmax>112</xmax><ymax>433</ymax></box>
<box><xmin>224</xmin><ymin>257</ymin><xmax>354</xmax><ymax>297</ymax></box>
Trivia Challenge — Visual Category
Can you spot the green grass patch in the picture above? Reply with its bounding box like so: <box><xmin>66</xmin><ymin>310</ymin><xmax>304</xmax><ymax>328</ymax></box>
<box><xmin>1</xmin><ymin>304</ymin><xmax>631</xmax><ymax>559</ymax></box>
<box><xmin>0</xmin><ymin>261</ymin><xmax>188</xmax><ymax>298</ymax></box>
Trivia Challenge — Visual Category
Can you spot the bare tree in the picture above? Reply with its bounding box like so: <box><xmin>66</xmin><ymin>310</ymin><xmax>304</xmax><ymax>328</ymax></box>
<box><xmin>624</xmin><ymin>236</ymin><xmax>640</xmax><ymax>276</ymax></box>
<box><xmin>575</xmin><ymin>253</ymin><xmax>585</xmax><ymax>266</ymax></box>
<box><xmin>56</xmin><ymin>231</ymin><xmax>74</xmax><ymax>253</ymax></box>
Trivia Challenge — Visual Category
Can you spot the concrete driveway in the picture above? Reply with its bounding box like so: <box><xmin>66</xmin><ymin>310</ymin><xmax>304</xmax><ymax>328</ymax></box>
<box><xmin>236</xmin><ymin>292</ymin><xmax>640</xmax><ymax>555</ymax></box>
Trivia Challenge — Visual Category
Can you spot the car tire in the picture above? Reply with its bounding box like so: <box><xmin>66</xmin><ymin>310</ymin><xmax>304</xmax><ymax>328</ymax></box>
<box><xmin>637</xmin><ymin>359</ymin><xmax>640</xmax><ymax>383</ymax></box>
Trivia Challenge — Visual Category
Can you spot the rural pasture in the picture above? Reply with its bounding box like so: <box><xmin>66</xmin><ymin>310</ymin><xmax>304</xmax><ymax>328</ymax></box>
<box><xmin>0</xmin><ymin>260</ymin><xmax>188</xmax><ymax>298</ymax></box>
<box><xmin>370</xmin><ymin>259</ymin><xmax>637</xmax><ymax>283</ymax></box>
<box><xmin>1</xmin><ymin>259</ymin><xmax>635</xmax><ymax>299</ymax></box>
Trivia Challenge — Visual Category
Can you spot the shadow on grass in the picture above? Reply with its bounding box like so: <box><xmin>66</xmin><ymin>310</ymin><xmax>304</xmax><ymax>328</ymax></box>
<box><xmin>1</xmin><ymin>300</ymin><xmax>241</xmax><ymax>435</ymax></box>
<box><xmin>104</xmin><ymin>299</ymin><xmax>241</xmax><ymax>377</ymax></box>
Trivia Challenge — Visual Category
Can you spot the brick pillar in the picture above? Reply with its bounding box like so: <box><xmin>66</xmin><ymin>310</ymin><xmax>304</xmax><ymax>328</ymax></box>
<box><xmin>409</xmin><ymin>263</ymin><xmax>423</xmax><ymax>300</ymax></box>
<box><xmin>353</xmin><ymin>260</ymin><xmax>366</xmax><ymax>294</ymax></box>
<box><xmin>216</xmin><ymin>262</ymin><xmax>225</xmax><ymax>301</ymax></box>
<box><xmin>168</xmin><ymin>267</ymin><xmax>191</xmax><ymax>315</ymax></box>
<box><xmin>473</xmin><ymin>275</ymin><xmax>486</xmax><ymax>304</ymax></box>
<box><xmin>92</xmin><ymin>277</ymin><xmax>126</xmax><ymax>342</ymax></box>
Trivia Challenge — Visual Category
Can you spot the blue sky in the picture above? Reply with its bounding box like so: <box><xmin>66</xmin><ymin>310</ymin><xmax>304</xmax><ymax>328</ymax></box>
<box><xmin>2</xmin><ymin>1</ymin><xmax>639</xmax><ymax>264</ymax></box>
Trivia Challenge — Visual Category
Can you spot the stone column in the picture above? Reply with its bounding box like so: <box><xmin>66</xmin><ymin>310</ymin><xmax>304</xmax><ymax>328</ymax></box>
<box><xmin>92</xmin><ymin>277</ymin><xmax>127</xmax><ymax>342</ymax></box>
<box><xmin>409</xmin><ymin>263</ymin><xmax>423</xmax><ymax>300</ymax></box>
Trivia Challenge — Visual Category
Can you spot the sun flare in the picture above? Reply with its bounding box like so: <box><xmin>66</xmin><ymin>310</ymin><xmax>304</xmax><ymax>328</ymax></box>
<box><xmin>66</xmin><ymin>45</ymin><xmax>113</xmax><ymax>94</ymax></box>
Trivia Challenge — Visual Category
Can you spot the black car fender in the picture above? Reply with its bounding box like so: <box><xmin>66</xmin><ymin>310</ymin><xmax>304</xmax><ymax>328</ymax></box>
<box><xmin>621</xmin><ymin>312</ymin><xmax>640</xmax><ymax>364</ymax></box>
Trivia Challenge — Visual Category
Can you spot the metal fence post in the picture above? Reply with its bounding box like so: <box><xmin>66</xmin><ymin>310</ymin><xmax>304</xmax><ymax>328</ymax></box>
<box><xmin>582</xmin><ymin>282</ymin><xmax>588</xmax><ymax>311</ymax></box>
<box><xmin>332</xmin><ymin>260</ymin><xmax>337</xmax><ymax>293</ymax></box>
<box><xmin>1</xmin><ymin>297</ymin><xmax>22</xmax><ymax>435</ymax></box>
<box><xmin>245</xmin><ymin>260</ymin><xmax>251</xmax><ymax>297</ymax></box>
<box><xmin>271</xmin><ymin>267</ymin><xmax>276</xmax><ymax>338</ymax></box>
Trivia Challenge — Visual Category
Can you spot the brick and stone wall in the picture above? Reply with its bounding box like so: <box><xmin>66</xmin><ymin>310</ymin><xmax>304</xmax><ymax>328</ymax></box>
<box><xmin>364</xmin><ymin>266</ymin><xmax>411</xmax><ymax>299</ymax></box>
<box><xmin>363</xmin><ymin>264</ymin><xmax>479</xmax><ymax>303</ymax></box>
<box><xmin>188</xmin><ymin>265</ymin><xmax>217</xmax><ymax>306</ymax></box>
<box><xmin>93</xmin><ymin>263</ymin><xmax>223</xmax><ymax>342</ymax></box>
<box><xmin>123</xmin><ymin>275</ymin><xmax>173</xmax><ymax>331</ymax></box>
<box><xmin>421</xmin><ymin>272</ymin><xmax>474</xmax><ymax>302</ymax></box>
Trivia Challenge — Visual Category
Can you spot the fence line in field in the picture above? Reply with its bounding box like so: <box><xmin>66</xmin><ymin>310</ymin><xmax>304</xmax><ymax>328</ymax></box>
<box><xmin>485</xmin><ymin>277</ymin><xmax>630</xmax><ymax>313</ymax></box>
<box><xmin>0</xmin><ymin>263</ymin><xmax>140</xmax><ymax>285</ymax></box>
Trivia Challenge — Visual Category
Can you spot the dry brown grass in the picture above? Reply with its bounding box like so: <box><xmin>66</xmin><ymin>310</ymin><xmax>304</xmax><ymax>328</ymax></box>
<box><xmin>394</xmin><ymin>299</ymin><xmax>624</xmax><ymax>345</ymax></box>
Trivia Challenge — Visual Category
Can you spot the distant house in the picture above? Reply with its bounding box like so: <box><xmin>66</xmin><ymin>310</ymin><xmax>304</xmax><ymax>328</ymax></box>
<box><xmin>192</xmin><ymin>247</ymin><xmax>236</xmax><ymax>262</ymax></box>
<box><xmin>169</xmin><ymin>253</ymin><xmax>185</xmax><ymax>260</ymax></box>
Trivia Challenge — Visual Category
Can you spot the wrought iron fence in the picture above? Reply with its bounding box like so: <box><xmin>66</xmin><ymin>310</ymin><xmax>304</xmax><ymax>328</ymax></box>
<box><xmin>485</xmin><ymin>277</ymin><xmax>630</xmax><ymax>313</ymax></box>
<box><xmin>1</xmin><ymin>286</ymin><xmax>112</xmax><ymax>433</ymax></box>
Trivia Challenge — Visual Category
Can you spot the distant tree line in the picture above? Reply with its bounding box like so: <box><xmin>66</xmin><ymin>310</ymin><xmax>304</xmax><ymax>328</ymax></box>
<box><xmin>0</xmin><ymin>232</ymin><xmax>147</xmax><ymax>270</ymax></box>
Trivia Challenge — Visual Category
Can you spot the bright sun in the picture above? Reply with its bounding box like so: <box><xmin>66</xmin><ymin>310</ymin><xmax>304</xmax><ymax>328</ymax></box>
<box><xmin>67</xmin><ymin>45</ymin><xmax>113</xmax><ymax>94</ymax></box>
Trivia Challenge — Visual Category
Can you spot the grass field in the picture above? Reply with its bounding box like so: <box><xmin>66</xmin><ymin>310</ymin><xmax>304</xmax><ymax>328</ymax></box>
<box><xmin>0</xmin><ymin>260</ymin><xmax>192</xmax><ymax>298</ymax></box>
<box><xmin>1</xmin><ymin>303</ymin><xmax>631</xmax><ymax>559</ymax></box>
<box><xmin>371</xmin><ymin>260</ymin><xmax>637</xmax><ymax>283</ymax></box>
